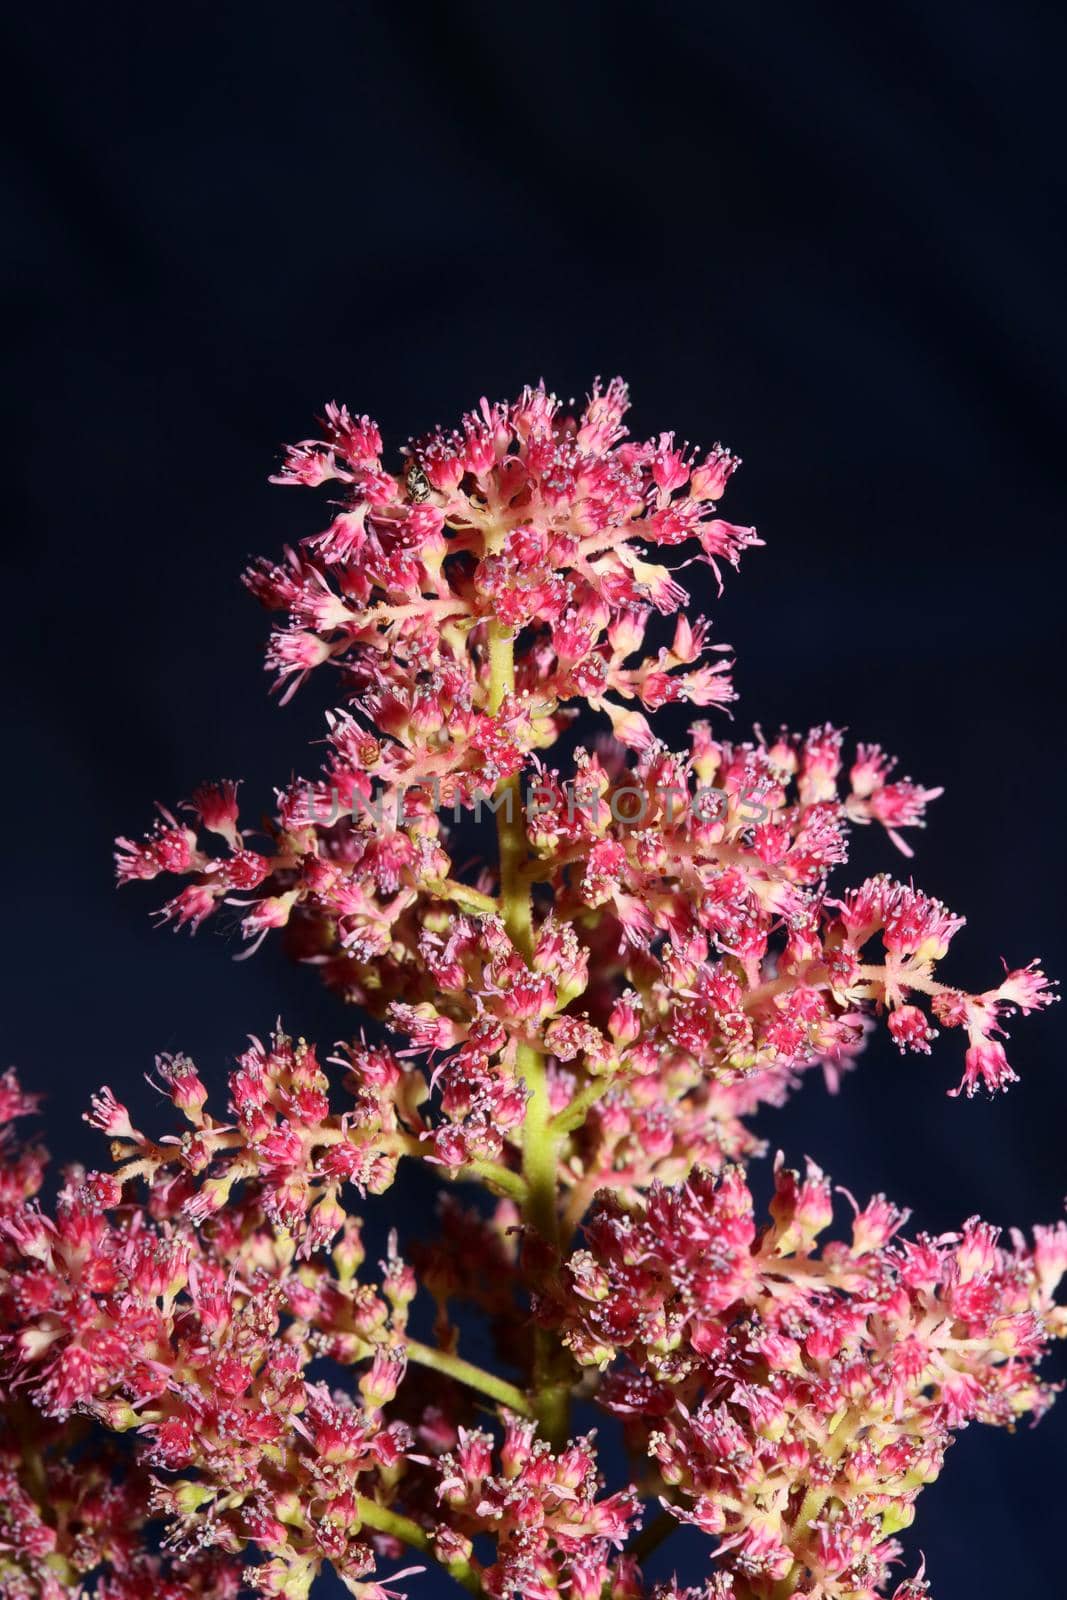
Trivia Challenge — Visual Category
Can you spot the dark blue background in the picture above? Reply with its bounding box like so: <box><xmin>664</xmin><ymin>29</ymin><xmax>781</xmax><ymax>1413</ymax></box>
<box><xmin>4</xmin><ymin>2</ymin><xmax>1066</xmax><ymax>1594</ymax></box>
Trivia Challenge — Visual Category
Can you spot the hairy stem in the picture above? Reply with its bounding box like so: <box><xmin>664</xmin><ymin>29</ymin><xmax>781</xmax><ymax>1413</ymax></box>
<box><xmin>405</xmin><ymin>1338</ymin><xmax>532</xmax><ymax>1417</ymax></box>
<box><xmin>486</xmin><ymin>617</ymin><xmax>515</xmax><ymax>714</ymax></box>
<box><xmin>549</xmin><ymin>1076</ymin><xmax>610</xmax><ymax>1137</ymax></box>
<box><xmin>456</xmin><ymin>1156</ymin><xmax>528</xmax><ymax>1204</ymax></box>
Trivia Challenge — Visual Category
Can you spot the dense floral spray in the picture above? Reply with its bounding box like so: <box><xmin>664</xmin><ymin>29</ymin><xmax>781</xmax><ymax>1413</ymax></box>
<box><xmin>1</xmin><ymin>381</ymin><xmax>1060</xmax><ymax>1600</ymax></box>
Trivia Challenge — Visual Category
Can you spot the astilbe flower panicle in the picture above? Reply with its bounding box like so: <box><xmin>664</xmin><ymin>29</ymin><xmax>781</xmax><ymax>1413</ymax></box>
<box><xmin>114</xmin><ymin>382</ymin><xmax>1052</xmax><ymax>1105</ymax></box>
<box><xmin>1</xmin><ymin>381</ymin><xmax>1060</xmax><ymax>1599</ymax></box>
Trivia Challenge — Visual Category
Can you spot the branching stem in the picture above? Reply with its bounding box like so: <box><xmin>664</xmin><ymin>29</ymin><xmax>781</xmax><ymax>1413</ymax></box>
<box><xmin>404</xmin><ymin>1338</ymin><xmax>532</xmax><ymax>1417</ymax></box>
<box><xmin>354</xmin><ymin>1495</ymin><xmax>483</xmax><ymax>1594</ymax></box>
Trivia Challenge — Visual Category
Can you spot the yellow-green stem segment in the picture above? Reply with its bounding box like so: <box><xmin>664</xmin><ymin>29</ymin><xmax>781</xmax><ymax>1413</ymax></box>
<box><xmin>518</xmin><ymin>1038</ymin><xmax>571</xmax><ymax>1446</ymax></box>
<box><xmin>486</xmin><ymin>619</ymin><xmax>533</xmax><ymax>957</ymax></box>
<box><xmin>405</xmin><ymin>1338</ymin><xmax>532</xmax><ymax>1417</ymax></box>
<box><xmin>355</xmin><ymin>1495</ymin><xmax>482</xmax><ymax>1594</ymax></box>
<box><xmin>486</xmin><ymin>619</ymin><xmax>571</xmax><ymax>1447</ymax></box>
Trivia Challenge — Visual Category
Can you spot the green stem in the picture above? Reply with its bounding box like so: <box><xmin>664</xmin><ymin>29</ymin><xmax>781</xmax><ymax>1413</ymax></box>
<box><xmin>405</xmin><ymin>1338</ymin><xmax>532</xmax><ymax>1417</ymax></box>
<box><xmin>386</xmin><ymin>1133</ymin><xmax>526</xmax><ymax>1204</ymax></box>
<box><xmin>548</xmin><ymin>1075</ymin><xmax>609</xmax><ymax>1137</ymax></box>
<box><xmin>518</xmin><ymin>1042</ymin><xmax>558</xmax><ymax>1246</ymax></box>
<box><xmin>486</xmin><ymin>619</ymin><xmax>533</xmax><ymax>958</ymax></box>
<box><xmin>517</xmin><ymin>1039</ymin><xmax>571</xmax><ymax>1446</ymax></box>
<box><xmin>355</xmin><ymin>1495</ymin><xmax>482</xmax><ymax>1595</ymax></box>
<box><xmin>434</xmin><ymin>878</ymin><xmax>499</xmax><ymax>916</ymax></box>
<box><xmin>486</xmin><ymin>618</ymin><xmax>571</xmax><ymax>1447</ymax></box>
<box><xmin>456</xmin><ymin>1156</ymin><xmax>527</xmax><ymax>1204</ymax></box>
<box><xmin>486</xmin><ymin>617</ymin><xmax>515</xmax><ymax>714</ymax></box>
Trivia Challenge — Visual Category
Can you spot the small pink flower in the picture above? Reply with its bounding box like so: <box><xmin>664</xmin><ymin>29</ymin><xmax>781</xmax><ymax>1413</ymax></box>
<box><xmin>952</xmin><ymin>1040</ymin><xmax>1020</xmax><ymax>1098</ymax></box>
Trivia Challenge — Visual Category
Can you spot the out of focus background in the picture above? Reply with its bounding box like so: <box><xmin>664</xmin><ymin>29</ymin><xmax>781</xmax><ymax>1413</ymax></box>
<box><xmin>4</xmin><ymin>3</ymin><xmax>1066</xmax><ymax>1592</ymax></box>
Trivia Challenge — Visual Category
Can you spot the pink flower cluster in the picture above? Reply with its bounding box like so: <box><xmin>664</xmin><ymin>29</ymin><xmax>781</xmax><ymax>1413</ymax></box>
<box><xmin>0</xmin><ymin>1049</ymin><xmax>641</xmax><ymax>1599</ymax></box>
<box><xmin>1</xmin><ymin>381</ymin><xmax>1060</xmax><ymax>1600</ymax></box>
<box><xmin>115</xmin><ymin>382</ymin><xmax>1052</xmax><ymax>1100</ymax></box>
<box><xmin>562</xmin><ymin>1163</ymin><xmax>1067</xmax><ymax>1597</ymax></box>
